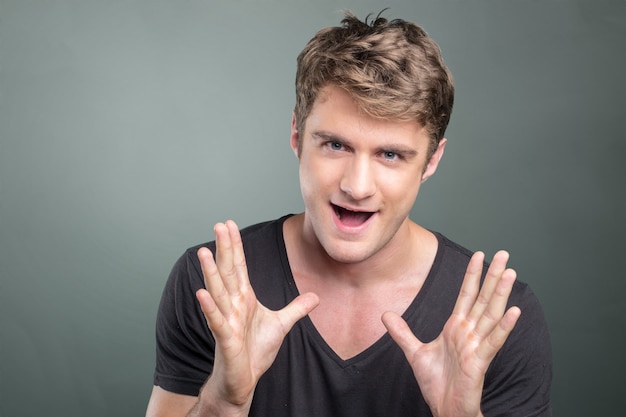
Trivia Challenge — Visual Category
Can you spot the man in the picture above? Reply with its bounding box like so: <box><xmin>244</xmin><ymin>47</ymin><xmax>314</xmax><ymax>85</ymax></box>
<box><xmin>146</xmin><ymin>11</ymin><xmax>552</xmax><ymax>417</ymax></box>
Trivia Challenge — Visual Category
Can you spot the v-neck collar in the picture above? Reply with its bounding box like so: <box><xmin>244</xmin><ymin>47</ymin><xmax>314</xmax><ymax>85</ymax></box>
<box><xmin>274</xmin><ymin>214</ymin><xmax>444</xmax><ymax>368</ymax></box>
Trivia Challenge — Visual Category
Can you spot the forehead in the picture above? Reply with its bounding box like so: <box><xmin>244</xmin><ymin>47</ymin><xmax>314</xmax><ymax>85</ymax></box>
<box><xmin>304</xmin><ymin>85</ymin><xmax>429</xmax><ymax>149</ymax></box>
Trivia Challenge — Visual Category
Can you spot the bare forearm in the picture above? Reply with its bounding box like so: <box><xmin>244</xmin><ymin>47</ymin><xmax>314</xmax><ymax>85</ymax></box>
<box><xmin>431</xmin><ymin>410</ymin><xmax>484</xmax><ymax>417</ymax></box>
<box><xmin>186</xmin><ymin>400</ymin><xmax>249</xmax><ymax>417</ymax></box>
<box><xmin>185</xmin><ymin>379</ymin><xmax>252</xmax><ymax>417</ymax></box>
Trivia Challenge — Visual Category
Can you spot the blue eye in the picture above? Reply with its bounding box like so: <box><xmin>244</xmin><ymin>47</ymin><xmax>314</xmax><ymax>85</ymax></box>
<box><xmin>329</xmin><ymin>141</ymin><xmax>343</xmax><ymax>151</ymax></box>
<box><xmin>383</xmin><ymin>151</ymin><xmax>398</xmax><ymax>160</ymax></box>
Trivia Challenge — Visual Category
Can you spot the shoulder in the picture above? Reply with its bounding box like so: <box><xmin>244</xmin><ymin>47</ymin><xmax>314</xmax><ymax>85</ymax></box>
<box><xmin>187</xmin><ymin>215</ymin><xmax>289</xmax><ymax>252</ymax></box>
<box><xmin>422</xmin><ymin>232</ymin><xmax>550</xmax><ymax>331</ymax></box>
<box><xmin>174</xmin><ymin>215</ymin><xmax>294</xmax><ymax>310</ymax></box>
<box><xmin>429</xmin><ymin>233</ymin><xmax>540</xmax><ymax>304</ymax></box>
<box><xmin>427</xmin><ymin>232</ymin><xmax>474</xmax><ymax>282</ymax></box>
<box><xmin>177</xmin><ymin>215</ymin><xmax>291</xmax><ymax>272</ymax></box>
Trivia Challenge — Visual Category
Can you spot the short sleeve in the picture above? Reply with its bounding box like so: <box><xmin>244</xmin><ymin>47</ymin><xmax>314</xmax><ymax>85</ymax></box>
<box><xmin>153</xmin><ymin>248</ymin><xmax>216</xmax><ymax>396</ymax></box>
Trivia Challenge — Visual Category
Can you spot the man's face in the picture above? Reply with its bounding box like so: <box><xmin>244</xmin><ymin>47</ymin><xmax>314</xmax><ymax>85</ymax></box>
<box><xmin>291</xmin><ymin>85</ymin><xmax>445</xmax><ymax>264</ymax></box>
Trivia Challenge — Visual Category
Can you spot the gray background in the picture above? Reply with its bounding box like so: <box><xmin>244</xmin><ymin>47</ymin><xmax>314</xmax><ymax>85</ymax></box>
<box><xmin>1</xmin><ymin>0</ymin><xmax>624</xmax><ymax>416</ymax></box>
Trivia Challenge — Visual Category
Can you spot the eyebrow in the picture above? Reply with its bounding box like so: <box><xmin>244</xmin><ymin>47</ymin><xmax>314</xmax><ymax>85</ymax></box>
<box><xmin>311</xmin><ymin>131</ymin><xmax>347</xmax><ymax>143</ymax></box>
<box><xmin>311</xmin><ymin>131</ymin><xmax>419</xmax><ymax>158</ymax></box>
<box><xmin>382</xmin><ymin>147</ymin><xmax>419</xmax><ymax>159</ymax></box>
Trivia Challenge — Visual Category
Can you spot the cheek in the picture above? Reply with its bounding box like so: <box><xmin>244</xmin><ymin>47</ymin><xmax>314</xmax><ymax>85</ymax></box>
<box><xmin>299</xmin><ymin>155</ymin><xmax>338</xmax><ymax>191</ymax></box>
<box><xmin>298</xmin><ymin>164</ymin><xmax>313</xmax><ymax>200</ymax></box>
<box><xmin>298</xmin><ymin>158</ymin><xmax>325</xmax><ymax>201</ymax></box>
<box><xmin>384</xmin><ymin>172</ymin><xmax>422</xmax><ymax>207</ymax></box>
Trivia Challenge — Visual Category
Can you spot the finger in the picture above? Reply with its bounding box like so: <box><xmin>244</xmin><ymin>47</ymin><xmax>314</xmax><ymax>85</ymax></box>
<box><xmin>225</xmin><ymin>220</ymin><xmax>250</xmax><ymax>291</ymax></box>
<box><xmin>476</xmin><ymin>306</ymin><xmax>521</xmax><ymax>362</ymax></box>
<box><xmin>277</xmin><ymin>292</ymin><xmax>320</xmax><ymax>335</ymax></box>
<box><xmin>382</xmin><ymin>311</ymin><xmax>424</xmax><ymax>359</ymax></box>
<box><xmin>214</xmin><ymin>222</ymin><xmax>240</xmax><ymax>296</ymax></box>
<box><xmin>196</xmin><ymin>288</ymin><xmax>233</xmax><ymax>341</ymax></box>
<box><xmin>467</xmin><ymin>250</ymin><xmax>510</xmax><ymax>324</ymax></box>
<box><xmin>452</xmin><ymin>251</ymin><xmax>485</xmax><ymax>318</ymax></box>
<box><xmin>473</xmin><ymin>267</ymin><xmax>517</xmax><ymax>338</ymax></box>
<box><xmin>198</xmin><ymin>246</ymin><xmax>233</xmax><ymax>316</ymax></box>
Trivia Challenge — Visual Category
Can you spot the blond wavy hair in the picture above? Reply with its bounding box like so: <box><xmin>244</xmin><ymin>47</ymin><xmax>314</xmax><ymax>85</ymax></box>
<box><xmin>295</xmin><ymin>11</ymin><xmax>454</xmax><ymax>157</ymax></box>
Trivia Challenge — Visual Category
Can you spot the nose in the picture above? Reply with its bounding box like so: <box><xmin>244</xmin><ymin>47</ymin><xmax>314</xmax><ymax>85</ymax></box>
<box><xmin>339</xmin><ymin>156</ymin><xmax>377</xmax><ymax>200</ymax></box>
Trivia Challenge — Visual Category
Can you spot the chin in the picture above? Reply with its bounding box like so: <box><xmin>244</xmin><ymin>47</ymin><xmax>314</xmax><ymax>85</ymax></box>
<box><xmin>322</xmin><ymin>240</ymin><xmax>380</xmax><ymax>265</ymax></box>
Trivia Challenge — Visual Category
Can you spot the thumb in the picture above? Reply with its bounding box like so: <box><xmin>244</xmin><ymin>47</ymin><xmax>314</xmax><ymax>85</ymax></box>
<box><xmin>382</xmin><ymin>311</ymin><xmax>424</xmax><ymax>356</ymax></box>
<box><xmin>278</xmin><ymin>292</ymin><xmax>320</xmax><ymax>334</ymax></box>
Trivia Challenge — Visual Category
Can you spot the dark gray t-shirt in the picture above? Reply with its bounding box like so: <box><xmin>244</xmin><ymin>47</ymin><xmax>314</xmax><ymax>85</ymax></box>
<box><xmin>154</xmin><ymin>215</ymin><xmax>552</xmax><ymax>416</ymax></box>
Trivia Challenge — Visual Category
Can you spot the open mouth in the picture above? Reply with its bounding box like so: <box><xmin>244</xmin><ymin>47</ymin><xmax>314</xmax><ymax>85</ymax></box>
<box><xmin>332</xmin><ymin>204</ymin><xmax>375</xmax><ymax>227</ymax></box>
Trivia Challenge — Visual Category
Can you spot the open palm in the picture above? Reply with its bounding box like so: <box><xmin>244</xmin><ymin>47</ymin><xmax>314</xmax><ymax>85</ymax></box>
<box><xmin>196</xmin><ymin>221</ymin><xmax>319</xmax><ymax>407</ymax></box>
<box><xmin>382</xmin><ymin>251</ymin><xmax>521</xmax><ymax>417</ymax></box>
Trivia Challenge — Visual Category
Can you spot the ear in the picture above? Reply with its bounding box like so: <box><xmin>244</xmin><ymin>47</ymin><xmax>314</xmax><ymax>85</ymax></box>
<box><xmin>421</xmin><ymin>138</ymin><xmax>447</xmax><ymax>183</ymax></box>
<box><xmin>290</xmin><ymin>111</ymin><xmax>300</xmax><ymax>158</ymax></box>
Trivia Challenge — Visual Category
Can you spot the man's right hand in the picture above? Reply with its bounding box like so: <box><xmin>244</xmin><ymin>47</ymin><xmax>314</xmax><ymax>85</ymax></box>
<box><xmin>191</xmin><ymin>220</ymin><xmax>319</xmax><ymax>416</ymax></box>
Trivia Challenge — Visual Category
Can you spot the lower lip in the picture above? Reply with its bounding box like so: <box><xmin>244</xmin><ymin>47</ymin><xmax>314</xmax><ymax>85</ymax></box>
<box><xmin>331</xmin><ymin>205</ymin><xmax>377</xmax><ymax>235</ymax></box>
